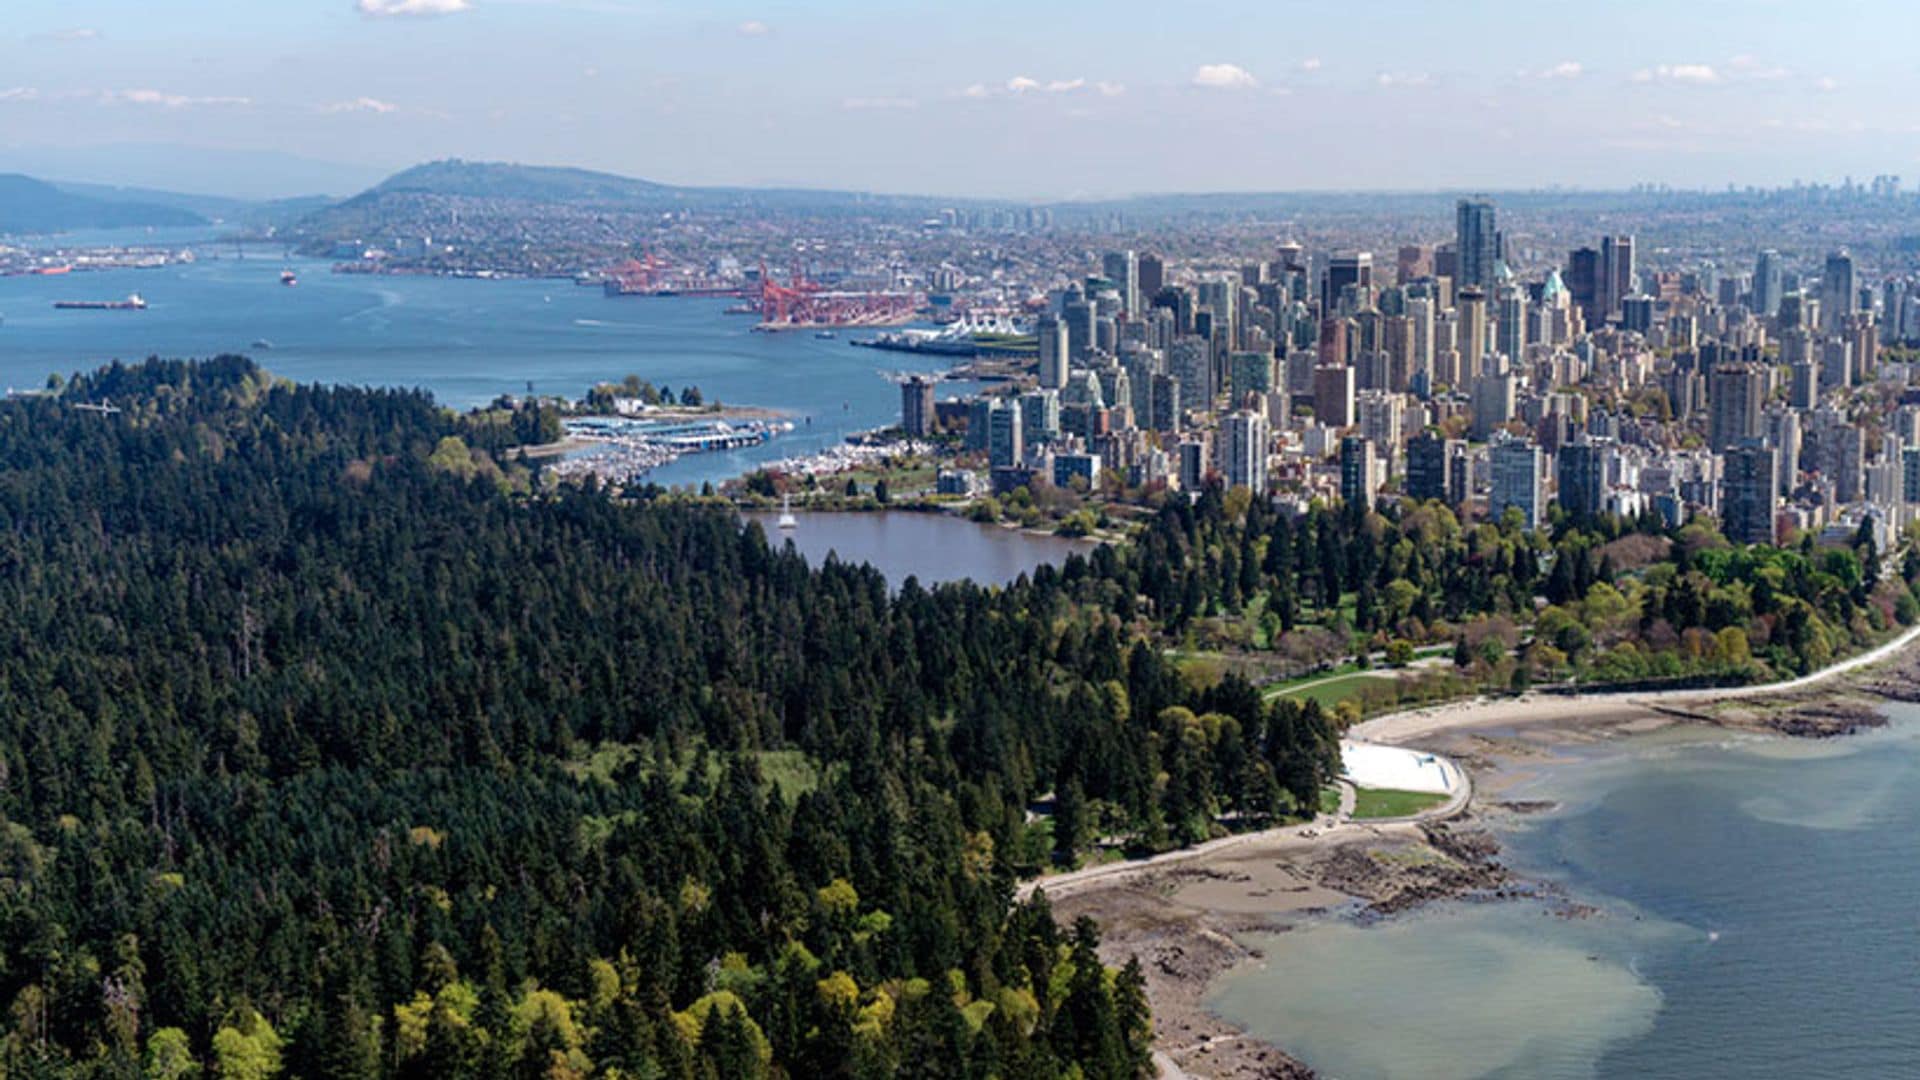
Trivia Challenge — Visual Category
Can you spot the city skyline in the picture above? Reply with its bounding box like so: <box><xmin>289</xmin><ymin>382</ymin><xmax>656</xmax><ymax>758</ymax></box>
<box><xmin>2</xmin><ymin>0</ymin><xmax>1918</xmax><ymax>199</ymax></box>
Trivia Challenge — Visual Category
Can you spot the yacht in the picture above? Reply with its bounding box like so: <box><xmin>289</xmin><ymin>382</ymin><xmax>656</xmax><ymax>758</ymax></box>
<box><xmin>778</xmin><ymin>494</ymin><xmax>797</xmax><ymax>529</ymax></box>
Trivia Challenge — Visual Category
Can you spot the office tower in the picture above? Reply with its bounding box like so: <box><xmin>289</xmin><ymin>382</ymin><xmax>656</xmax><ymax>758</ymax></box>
<box><xmin>1601</xmin><ymin>235</ymin><xmax>1635</xmax><ymax>321</ymax></box>
<box><xmin>1095</xmin><ymin>366</ymin><xmax>1132</xmax><ymax>426</ymax></box>
<box><xmin>1223</xmin><ymin>410</ymin><xmax>1271</xmax><ymax>493</ymax></box>
<box><xmin>1063</xmin><ymin>292</ymin><xmax>1095</xmax><ymax>363</ymax></box>
<box><xmin>1489</xmin><ymin>436</ymin><xmax>1544</xmax><ymax>528</ymax></box>
<box><xmin>1457</xmin><ymin>288</ymin><xmax>1489</xmax><ymax>378</ymax></box>
<box><xmin>1340</xmin><ymin>435</ymin><xmax>1377</xmax><ymax>508</ymax></box>
<box><xmin>1621</xmin><ymin>296</ymin><xmax>1655</xmax><ymax>334</ymax></box>
<box><xmin>1017</xmin><ymin>389</ymin><xmax>1060</xmax><ymax>445</ymax></box>
<box><xmin>1822</xmin><ymin>250</ymin><xmax>1857</xmax><ymax>332</ymax></box>
<box><xmin>1229</xmin><ymin>350</ymin><xmax>1275</xmax><ymax>401</ymax></box>
<box><xmin>1177</xmin><ymin>437</ymin><xmax>1209</xmax><ymax>490</ymax></box>
<box><xmin>1102</xmin><ymin>250</ymin><xmax>1140</xmax><ymax>316</ymax></box>
<box><xmin>1557</xmin><ymin>438</ymin><xmax>1605</xmax><ymax>521</ymax></box>
<box><xmin>987</xmin><ymin>399</ymin><xmax>1023</xmax><ymax>468</ymax></box>
<box><xmin>901</xmin><ymin>375</ymin><xmax>936</xmax><ymax>437</ymax></box>
<box><xmin>1137</xmin><ymin>252</ymin><xmax>1165</xmax><ymax>300</ymax></box>
<box><xmin>1707</xmin><ymin>363</ymin><xmax>1767</xmax><ymax>452</ymax></box>
<box><xmin>1052</xmin><ymin>451</ymin><xmax>1100</xmax><ymax>490</ymax></box>
<box><xmin>1903</xmin><ymin>446</ymin><xmax>1920</xmax><ymax>504</ymax></box>
<box><xmin>1406</xmin><ymin>296</ymin><xmax>1436</xmax><ymax>392</ymax></box>
<box><xmin>1825</xmin><ymin>424</ymin><xmax>1865</xmax><ymax>502</ymax></box>
<box><xmin>1821</xmin><ymin>339</ymin><xmax>1853</xmax><ymax>393</ymax></box>
<box><xmin>1495</xmin><ymin>286</ymin><xmax>1527</xmax><ymax>366</ymax></box>
<box><xmin>1149</xmin><ymin>373</ymin><xmax>1182</xmax><ymax>433</ymax></box>
<box><xmin>1036</xmin><ymin>314</ymin><xmax>1068</xmax><ymax>390</ymax></box>
<box><xmin>1721</xmin><ymin>441</ymin><xmax>1778</xmax><ymax>544</ymax></box>
<box><xmin>966</xmin><ymin>397</ymin><xmax>995</xmax><ymax>451</ymax></box>
<box><xmin>1313</xmin><ymin>364</ymin><xmax>1356</xmax><ymax>427</ymax></box>
<box><xmin>1397</xmin><ymin>244</ymin><xmax>1434</xmax><ymax>284</ymax></box>
<box><xmin>1406</xmin><ymin>431</ymin><xmax>1464</xmax><ymax>504</ymax></box>
<box><xmin>1754</xmin><ymin>249</ymin><xmax>1783</xmax><ymax>317</ymax></box>
<box><xmin>1567</xmin><ymin>246</ymin><xmax>1601</xmax><ymax>325</ymax></box>
<box><xmin>1169</xmin><ymin>335</ymin><xmax>1213</xmax><ymax>407</ymax></box>
<box><xmin>1471</xmin><ymin>373</ymin><xmax>1517</xmax><ymax>440</ymax></box>
<box><xmin>1318</xmin><ymin>317</ymin><xmax>1350</xmax><ymax>368</ymax></box>
<box><xmin>1766</xmin><ymin>408</ymin><xmax>1802</xmax><ymax>496</ymax></box>
<box><xmin>1324</xmin><ymin>251</ymin><xmax>1374</xmax><ymax>312</ymax></box>
<box><xmin>1456</xmin><ymin>198</ymin><xmax>1499</xmax><ymax>292</ymax></box>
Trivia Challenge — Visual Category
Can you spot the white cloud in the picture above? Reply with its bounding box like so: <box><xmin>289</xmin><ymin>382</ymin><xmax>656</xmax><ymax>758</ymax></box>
<box><xmin>1045</xmin><ymin>78</ymin><xmax>1085</xmax><ymax>93</ymax></box>
<box><xmin>960</xmin><ymin>83</ymin><xmax>991</xmax><ymax>99</ymax></box>
<box><xmin>737</xmin><ymin>19</ymin><xmax>769</xmax><ymax>36</ymax></box>
<box><xmin>108</xmin><ymin>89</ymin><xmax>252</xmax><ymax>108</ymax></box>
<box><xmin>1633</xmin><ymin>64</ymin><xmax>1719</xmax><ymax>84</ymax></box>
<box><xmin>1006</xmin><ymin>75</ymin><xmax>1041</xmax><ymax>93</ymax></box>
<box><xmin>1727</xmin><ymin>54</ymin><xmax>1791</xmax><ymax>80</ymax></box>
<box><xmin>45</xmin><ymin>28</ymin><xmax>100</xmax><ymax>41</ymax></box>
<box><xmin>1095</xmin><ymin>81</ymin><xmax>1126</xmax><ymax>97</ymax></box>
<box><xmin>1299</xmin><ymin>57</ymin><xmax>1322</xmax><ymax>72</ymax></box>
<box><xmin>842</xmin><ymin>96</ymin><xmax>916</xmax><ymax>110</ymax></box>
<box><xmin>1814</xmin><ymin>75</ymin><xmax>1839</xmax><ymax>92</ymax></box>
<box><xmin>962</xmin><ymin>75</ymin><xmax>1111</xmax><ymax>99</ymax></box>
<box><xmin>0</xmin><ymin>87</ymin><xmax>39</xmax><ymax>102</ymax></box>
<box><xmin>1528</xmin><ymin>60</ymin><xmax>1582</xmax><ymax>79</ymax></box>
<box><xmin>356</xmin><ymin>0</ymin><xmax>470</xmax><ymax>17</ymax></box>
<box><xmin>1375</xmin><ymin>71</ymin><xmax>1432</xmax><ymax>88</ymax></box>
<box><xmin>321</xmin><ymin>96</ymin><xmax>400</xmax><ymax>114</ymax></box>
<box><xmin>1192</xmin><ymin>63</ymin><xmax>1257</xmax><ymax>89</ymax></box>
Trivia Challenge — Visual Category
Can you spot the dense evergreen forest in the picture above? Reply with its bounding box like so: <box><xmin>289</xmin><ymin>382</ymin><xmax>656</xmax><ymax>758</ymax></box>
<box><xmin>0</xmin><ymin>359</ymin><xmax>1344</xmax><ymax>1078</ymax></box>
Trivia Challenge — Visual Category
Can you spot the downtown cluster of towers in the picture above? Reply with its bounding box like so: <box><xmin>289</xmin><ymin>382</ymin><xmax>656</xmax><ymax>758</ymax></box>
<box><xmin>904</xmin><ymin>198</ymin><xmax>1920</xmax><ymax>549</ymax></box>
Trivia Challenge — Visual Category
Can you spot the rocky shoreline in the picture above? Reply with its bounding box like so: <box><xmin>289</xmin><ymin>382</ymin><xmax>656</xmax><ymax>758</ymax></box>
<box><xmin>1054</xmin><ymin>637</ymin><xmax>1920</xmax><ymax>1079</ymax></box>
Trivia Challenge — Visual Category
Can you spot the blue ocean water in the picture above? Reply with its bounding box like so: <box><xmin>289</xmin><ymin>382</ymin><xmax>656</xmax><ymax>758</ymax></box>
<box><xmin>1210</xmin><ymin>713</ymin><xmax>1920</xmax><ymax>1078</ymax></box>
<box><xmin>0</xmin><ymin>240</ymin><xmax>950</xmax><ymax>488</ymax></box>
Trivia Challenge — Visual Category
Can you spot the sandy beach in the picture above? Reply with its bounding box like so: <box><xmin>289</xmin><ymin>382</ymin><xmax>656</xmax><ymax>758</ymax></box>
<box><xmin>1047</xmin><ymin>625</ymin><xmax>1920</xmax><ymax>1078</ymax></box>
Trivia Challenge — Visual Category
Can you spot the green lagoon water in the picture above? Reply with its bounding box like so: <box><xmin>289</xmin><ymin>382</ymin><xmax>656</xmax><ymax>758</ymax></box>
<box><xmin>1210</xmin><ymin>713</ymin><xmax>1920</xmax><ymax>1078</ymax></box>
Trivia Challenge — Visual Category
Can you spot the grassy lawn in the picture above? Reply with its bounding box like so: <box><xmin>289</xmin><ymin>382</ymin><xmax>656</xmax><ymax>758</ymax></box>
<box><xmin>1350</xmin><ymin>787</ymin><xmax>1449</xmax><ymax>820</ymax></box>
<box><xmin>1272</xmin><ymin>670</ymin><xmax>1395</xmax><ymax>709</ymax></box>
<box><xmin>1318</xmin><ymin>786</ymin><xmax>1343</xmax><ymax>816</ymax></box>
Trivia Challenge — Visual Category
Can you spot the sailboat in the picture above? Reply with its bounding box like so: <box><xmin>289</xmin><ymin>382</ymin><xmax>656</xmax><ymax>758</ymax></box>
<box><xmin>778</xmin><ymin>493</ymin><xmax>797</xmax><ymax>529</ymax></box>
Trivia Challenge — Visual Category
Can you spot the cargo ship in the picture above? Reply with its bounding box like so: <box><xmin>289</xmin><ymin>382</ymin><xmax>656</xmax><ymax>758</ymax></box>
<box><xmin>54</xmin><ymin>294</ymin><xmax>147</xmax><ymax>311</ymax></box>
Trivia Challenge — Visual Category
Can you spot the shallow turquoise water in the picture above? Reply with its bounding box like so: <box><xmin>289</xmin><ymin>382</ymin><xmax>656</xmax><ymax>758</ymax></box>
<box><xmin>1209</xmin><ymin>713</ymin><xmax>1920</xmax><ymax>1078</ymax></box>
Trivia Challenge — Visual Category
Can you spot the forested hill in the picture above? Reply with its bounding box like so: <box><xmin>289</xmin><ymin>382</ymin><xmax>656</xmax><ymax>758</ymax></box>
<box><xmin>0</xmin><ymin>358</ymin><xmax>1339</xmax><ymax>1077</ymax></box>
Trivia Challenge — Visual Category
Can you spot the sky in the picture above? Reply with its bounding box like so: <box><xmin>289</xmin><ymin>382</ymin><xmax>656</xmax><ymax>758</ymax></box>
<box><xmin>1</xmin><ymin>0</ymin><xmax>1917</xmax><ymax>199</ymax></box>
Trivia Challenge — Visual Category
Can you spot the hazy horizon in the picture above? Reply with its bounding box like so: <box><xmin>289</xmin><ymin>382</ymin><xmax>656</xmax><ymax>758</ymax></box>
<box><xmin>4</xmin><ymin>0</ymin><xmax>1917</xmax><ymax>201</ymax></box>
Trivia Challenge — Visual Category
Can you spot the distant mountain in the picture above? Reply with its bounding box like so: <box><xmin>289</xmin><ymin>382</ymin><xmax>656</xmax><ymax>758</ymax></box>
<box><xmin>367</xmin><ymin>159</ymin><xmax>670</xmax><ymax>204</ymax></box>
<box><xmin>0</xmin><ymin>174</ymin><xmax>208</xmax><ymax>234</ymax></box>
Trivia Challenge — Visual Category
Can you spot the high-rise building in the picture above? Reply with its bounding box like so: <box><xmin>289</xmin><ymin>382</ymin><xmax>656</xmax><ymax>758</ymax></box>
<box><xmin>1470</xmin><ymin>372</ymin><xmax>1516</xmax><ymax>440</ymax></box>
<box><xmin>1567</xmin><ymin>246</ymin><xmax>1601</xmax><ymax>325</ymax></box>
<box><xmin>1721</xmin><ymin>441</ymin><xmax>1778</xmax><ymax>544</ymax></box>
<box><xmin>1063</xmin><ymin>292</ymin><xmax>1095</xmax><ymax>363</ymax></box>
<box><xmin>1149</xmin><ymin>373</ymin><xmax>1182</xmax><ymax>433</ymax></box>
<box><xmin>1397</xmin><ymin>244</ymin><xmax>1434</xmax><ymax>284</ymax></box>
<box><xmin>1707</xmin><ymin>363</ymin><xmax>1767</xmax><ymax>452</ymax></box>
<box><xmin>1754</xmin><ymin>249</ymin><xmax>1783</xmax><ymax>317</ymax></box>
<box><xmin>1820</xmin><ymin>338</ymin><xmax>1854</xmax><ymax>393</ymax></box>
<box><xmin>1339</xmin><ymin>435</ymin><xmax>1377</xmax><ymax>508</ymax></box>
<box><xmin>1601</xmin><ymin>234</ymin><xmax>1636</xmax><ymax>321</ymax></box>
<box><xmin>987</xmin><ymin>399</ymin><xmax>1024</xmax><ymax>468</ymax></box>
<box><xmin>1456</xmin><ymin>198</ymin><xmax>1499</xmax><ymax>293</ymax></box>
<box><xmin>1822</xmin><ymin>250</ymin><xmax>1857</xmax><ymax>332</ymax></box>
<box><xmin>1766</xmin><ymin>407</ymin><xmax>1802</xmax><ymax>496</ymax></box>
<box><xmin>1017</xmin><ymin>389</ymin><xmax>1060</xmax><ymax>446</ymax></box>
<box><xmin>1324</xmin><ymin>251</ymin><xmax>1374</xmax><ymax>313</ymax></box>
<box><xmin>1621</xmin><ymin>295</ymin><xmax>1655</xmax><ymax>334</ymax></box>
<box><xmin>1137</xmin><ymin>252</ymin><xmax>1165</xmax><ymax>300</ymax></box>
<box><xmin>1490</xmin><ymin>436</ymin><xmax>1543</xmax><ymax>528</ymax></box>
<box><xmin>1458</xmin><ymin>288</ymin><xmax>1489</xmax><ymax>378</ymax></box>
<box><xmin>966</xmin><ymin>397</ymin><xmax>995</xmax><ymax>452</ymax></box>
<box><xmin>1494</xmin><ymin>286</ymin><xmax>1527</xmax><ymax>367</ymax></box>
<box><xmin>1102</xmin><ymin>250</ymin><xmax>1140</xmax><ymax>316</ymax></box>
<box><xmin>1357</xmin><ymin>391</ymin><xmax>1404</xmax><ymax>457</ymax></box>
<box><xmin>1223</xmin><ymin>410</ymin><xmax>1271</xmax><ymax>493</ymax></box>
<box><xmin>1228</xmin><ymin>350</ymin><xmax>1275</xmax><ymax>402</ymax></box>
<box><xmin>1313</xmin><ymin>364</ymin><xmax>1356</xmax><ymax>428</ymax></box>
<box><xmin>1557</xmin><ymin>438</ymin><xmax>1605</xmax><ymax>521</ymax></box>
<box><xmin>1169</xmin><ymin>335</ymin><xmax>1213</xmax><ymax>407</ymax></box>
<box><xmin>1036</xmin><ymin>314</ymin><xmax>1069</xmax><ymax>390</ymax></box>
<box><xmin>901</xmin><ymin>375</ymin><xmax>936</xmax><ymax>437</ymax></box>
<box><xmin>1406</xmin><ymin>431</ymin><xmax>1464</xmax><ymax>505</ymax></box>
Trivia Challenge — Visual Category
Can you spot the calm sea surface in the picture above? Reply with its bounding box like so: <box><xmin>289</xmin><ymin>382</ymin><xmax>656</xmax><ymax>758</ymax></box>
<box><xmin>741</xmin><ymin>510</ymin><xmax>1092</xmax><ymax>588</ymax></box>
<box><xmin>0</xmin><ymin>234</ymin><xmax>956</xmax><ymax>489</ymax></box>
<box><xmin>1210</xmin><ymin>711</ymin><xmax>1920</xmax><ymax>1078</ymax></box>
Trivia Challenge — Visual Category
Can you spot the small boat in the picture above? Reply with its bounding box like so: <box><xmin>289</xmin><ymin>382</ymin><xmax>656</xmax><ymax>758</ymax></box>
<box><xmin>251</xmin><ymin>339</ymin><xmax>274</xmax><ymax>350</ymax></box>
<box><xmin>778</xmin><ymin>494</ymin><xmax>797</xmax><ymax>529</ymax></box>
<box><xmin>280</xmin><ymin>269</ymin><xmax>298</xmax><ymax>286</ymax></box>
<box><xmin>814</xmin><ymin>330</ymin><xmax>837</xmax><ymax>339</ymax></box>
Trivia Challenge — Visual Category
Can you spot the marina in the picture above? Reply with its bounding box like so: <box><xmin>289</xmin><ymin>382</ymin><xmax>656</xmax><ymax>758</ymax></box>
<box><xmin>547</xmin><ymin>414</ymin><xmax>793</xmax><ymax>484</ymax></box>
